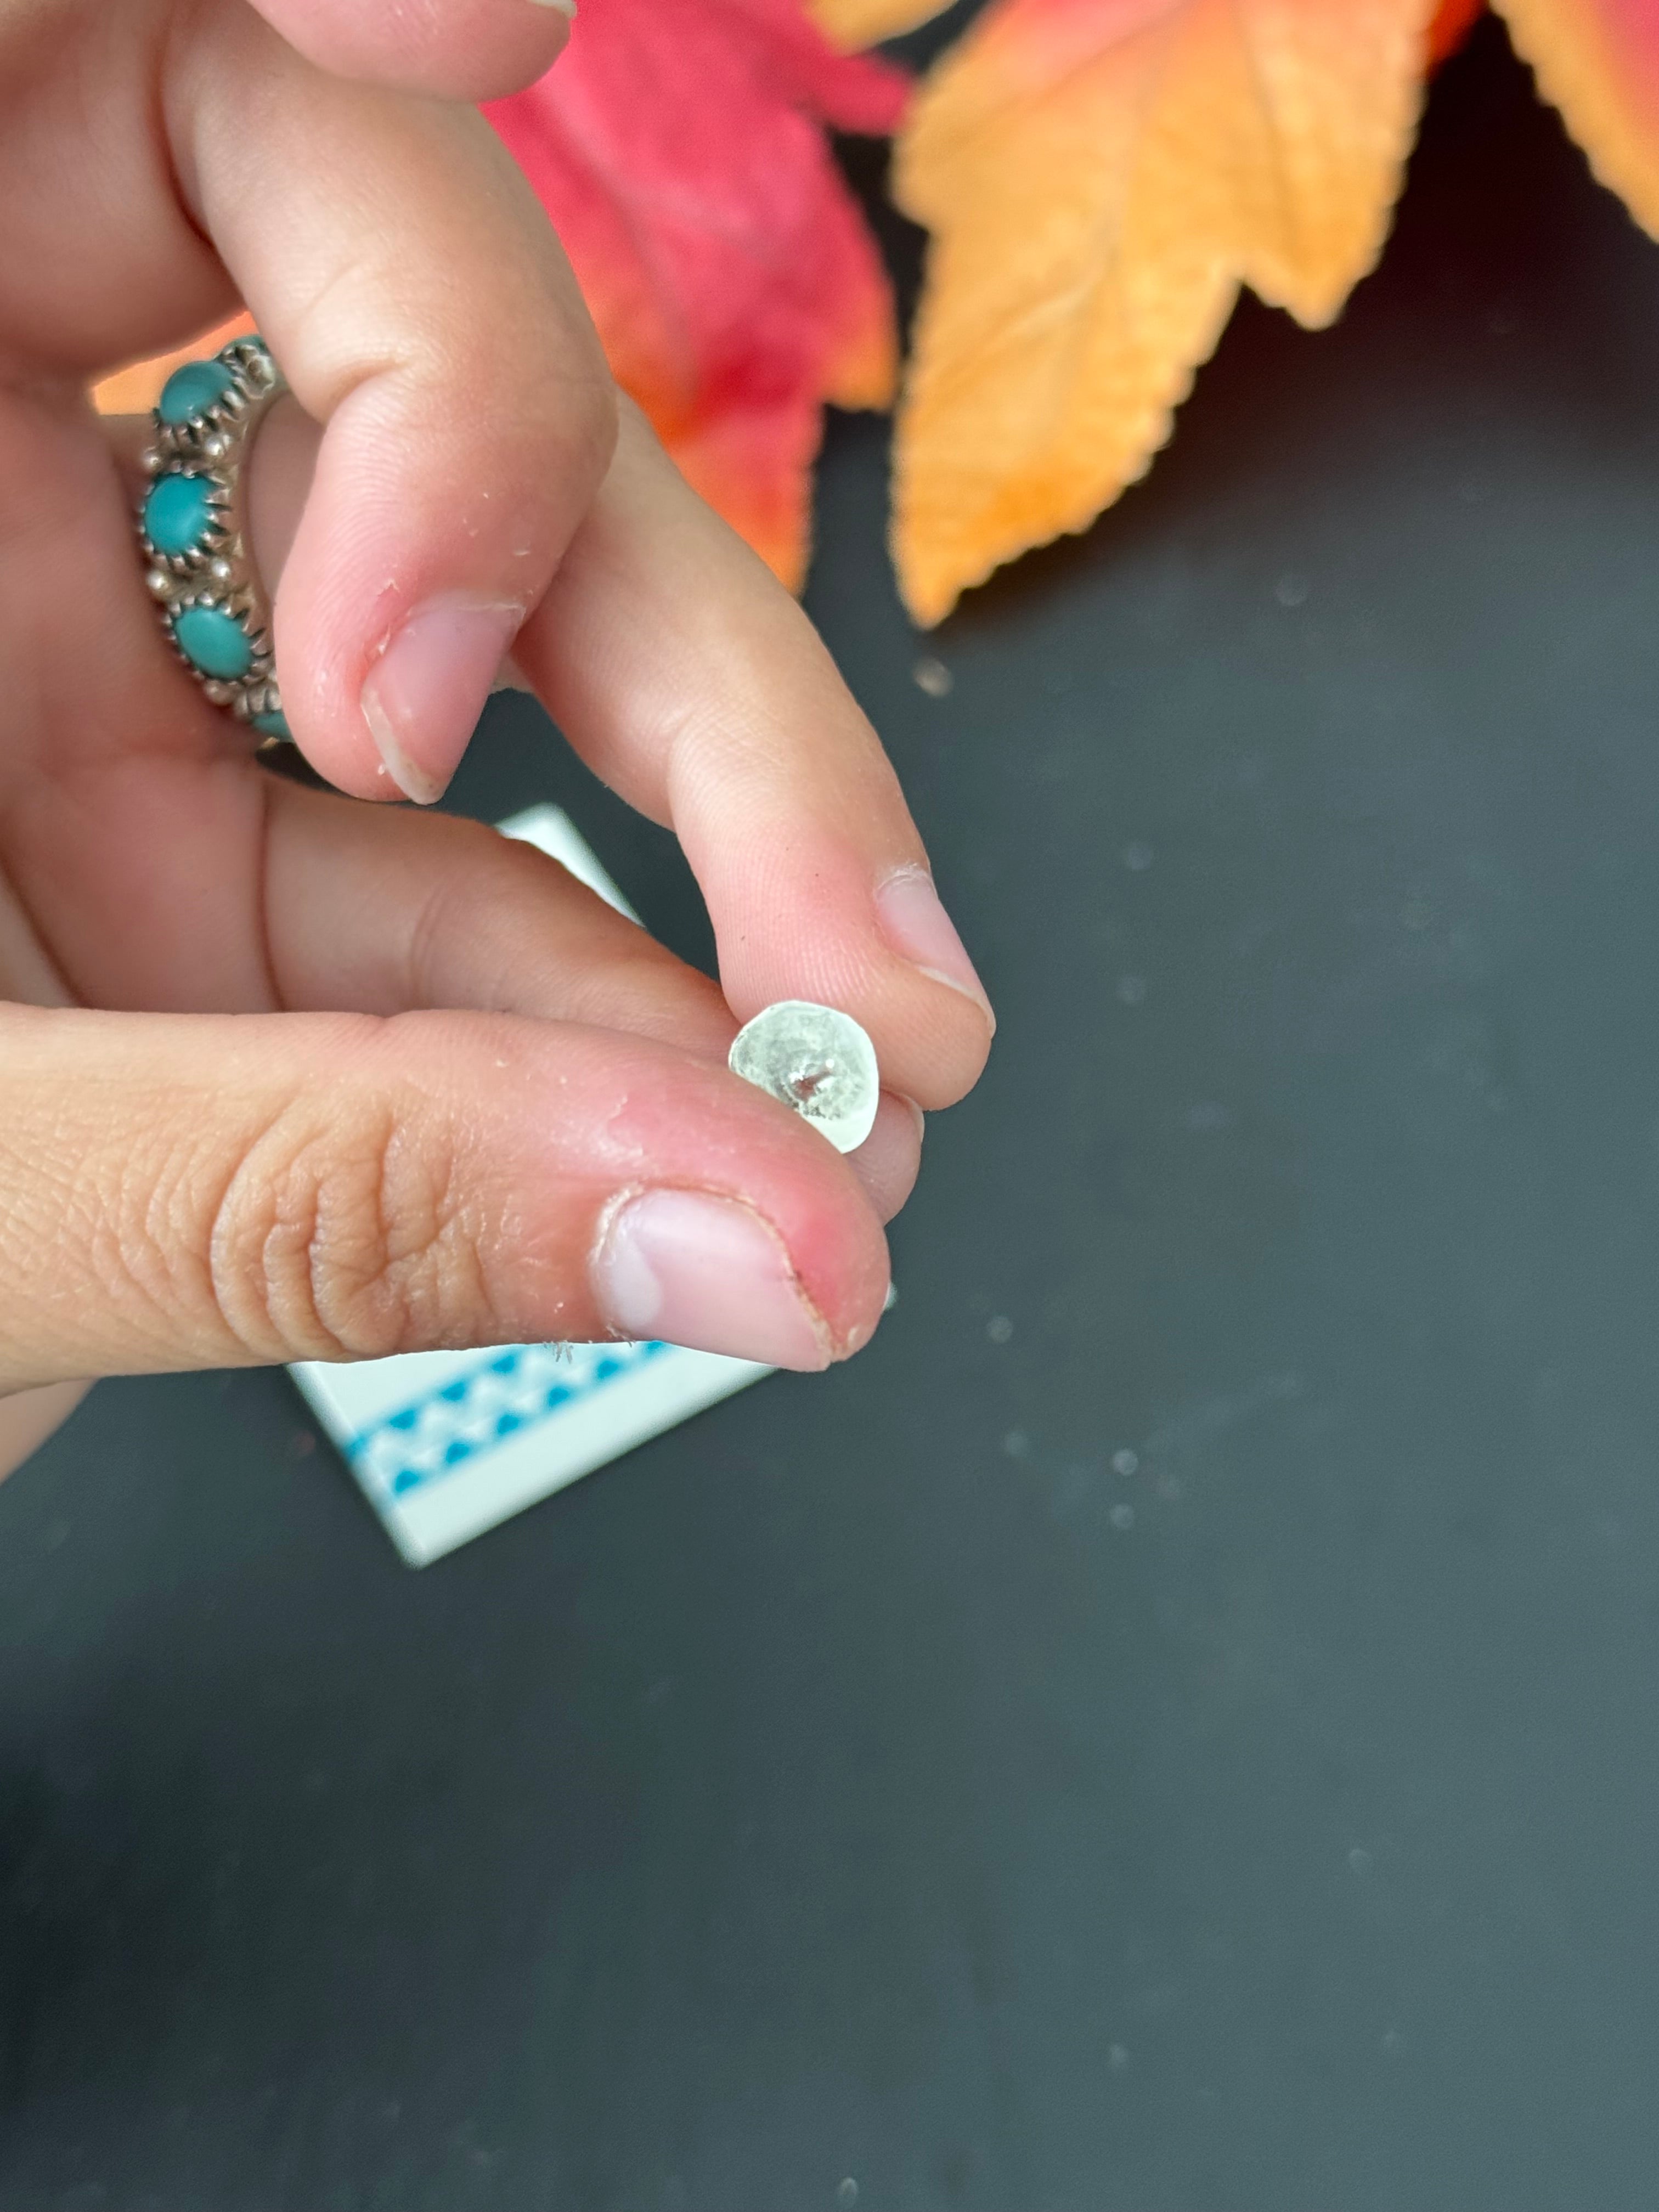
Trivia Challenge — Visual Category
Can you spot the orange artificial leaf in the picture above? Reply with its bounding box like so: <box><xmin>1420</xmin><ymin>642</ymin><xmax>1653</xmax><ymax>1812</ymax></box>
<box><xmin>812</xmin><ymin>0</ymin><xmax>951</xmax><ymax>54</ymax></box>
<box><xmin>1491</xmin><ymin>0</ymin><xmax>1659</xmax><ymax>240</ymax></box>
<box><xmin>92</xmin><ymin>312</ymin><xmax>255</xmax><ymax>415</ymax></box>
<box><xmin>488</xmin><ymin>0</ymin><xmax>909</xmax><ymax>590</ymax></box>
<box><xmin>814</xmin><ymin>0</ymin><xmax>1481</xmax><ymax>76</ymax></box>
<box><xmin>890</xmin><ymin>0</ymin><xmax>1437</xmax><ymax>625</ymax></box>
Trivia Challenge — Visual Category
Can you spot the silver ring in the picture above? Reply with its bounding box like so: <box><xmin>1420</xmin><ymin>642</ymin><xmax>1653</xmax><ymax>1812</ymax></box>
<box><xmin>138</xmin><ymin>334</ymin><xmax>291</xmax><ymax>741</ymax></box>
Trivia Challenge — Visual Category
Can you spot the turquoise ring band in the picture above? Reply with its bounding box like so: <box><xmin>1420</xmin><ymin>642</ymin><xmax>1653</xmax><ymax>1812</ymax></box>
<box><xmin>138</xmin><ymin>334</ymin><xmax>291</xmax><ymax>742</ymax></box>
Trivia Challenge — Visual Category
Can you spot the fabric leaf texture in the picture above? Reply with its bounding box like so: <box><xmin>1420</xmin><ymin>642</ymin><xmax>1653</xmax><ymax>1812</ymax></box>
<box><xmin>887</xmin><ymin>0</ymin><xmax>1437</xmax><ymax>623</ymax></box>
<box><xmin>1491</xmin><ymin>0</ymin><xmax>1659</xmax><ymax>242</ymax></box>
<box><xmin>487</xmin><ymin>0</ymin><xmax>909</xmax><ymax>589</ymax></box>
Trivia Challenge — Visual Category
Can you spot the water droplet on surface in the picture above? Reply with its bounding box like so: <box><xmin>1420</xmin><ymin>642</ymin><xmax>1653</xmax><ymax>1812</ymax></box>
<box><xmin>729</xmin><ymin>1001</ymin><xmax>879</xmax><ymax>1154</ymax></box>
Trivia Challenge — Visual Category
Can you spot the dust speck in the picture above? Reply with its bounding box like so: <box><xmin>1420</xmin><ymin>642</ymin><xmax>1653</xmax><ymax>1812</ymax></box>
<box><xmin>987</xmin><ymin>1314</ymin><xmax>1013</xmax><ymax>1344</ymax></box>
<box><xmin>913</xmin><ymin>656</ymin><xmax>953</xmax><ymax>697</ymax></box>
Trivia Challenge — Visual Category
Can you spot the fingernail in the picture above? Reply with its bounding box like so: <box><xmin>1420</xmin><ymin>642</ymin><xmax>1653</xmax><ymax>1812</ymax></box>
<box><xmin>590</xmin><ymin>1189</ymin><xmax>832</xmax><ymax>1371</ymax></box>
<box><xmin>875</xmin><ymin>866</ymin><xmax>995</xmax><ymax>1032</ymax></box>
<box><xmin>361</xmin><ymin>596</ymin><xmax>523</xmax><ymax>805</ymax></box>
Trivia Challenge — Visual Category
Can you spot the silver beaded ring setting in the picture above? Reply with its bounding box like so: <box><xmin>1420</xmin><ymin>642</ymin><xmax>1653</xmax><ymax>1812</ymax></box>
<box><xmin>138</xmin><ymin>334</ymin><xmax>291</xmax><ymax>741</ymax></box>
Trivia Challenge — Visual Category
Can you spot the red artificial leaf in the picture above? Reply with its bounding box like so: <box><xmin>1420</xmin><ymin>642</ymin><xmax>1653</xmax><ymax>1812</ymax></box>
<box><xmin>1428</xmin><ymin>0</ymin><xmax>1485</xmax><ymax>65</ymax></box>
<box><xmin>487</xmin><ymin>0</ymin><xmax>909</xmax><ymax>589</ymax></box>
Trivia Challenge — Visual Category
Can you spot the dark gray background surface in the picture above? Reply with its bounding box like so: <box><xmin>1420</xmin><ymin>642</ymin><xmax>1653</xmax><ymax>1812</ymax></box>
<box><xmin>4</xmin><ymin>21</ymin><xmax>1658</xmax><ymax>2209</ymax></box>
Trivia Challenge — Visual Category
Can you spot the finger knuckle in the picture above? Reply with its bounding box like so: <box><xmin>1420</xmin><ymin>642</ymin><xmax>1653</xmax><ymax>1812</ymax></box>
<box><xmin>206</xmin><ymin>1079</ymin><xmax>486</xmax><ymax>1363</ymax></box>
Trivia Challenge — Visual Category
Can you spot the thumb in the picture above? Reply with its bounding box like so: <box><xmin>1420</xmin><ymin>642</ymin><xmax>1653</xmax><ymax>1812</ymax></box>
<box><xmin>0</xmin><ymin>1002</ymin><xmax>889</xmax><ymax>1391</ymax></box>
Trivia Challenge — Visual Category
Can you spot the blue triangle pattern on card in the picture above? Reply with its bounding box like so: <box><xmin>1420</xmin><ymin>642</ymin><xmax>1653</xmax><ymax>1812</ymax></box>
<box><xmin>346</xmin><ymin>1339</ymin><xmax>674</xmax><ymax>1505</ymax></box>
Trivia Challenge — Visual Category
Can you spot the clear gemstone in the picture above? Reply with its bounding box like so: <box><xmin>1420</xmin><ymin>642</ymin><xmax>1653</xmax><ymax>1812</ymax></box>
<box><xmin>727</xmin><ymin>1001</ymin><xmax>879</xmax><ymax>1154</ymax></box>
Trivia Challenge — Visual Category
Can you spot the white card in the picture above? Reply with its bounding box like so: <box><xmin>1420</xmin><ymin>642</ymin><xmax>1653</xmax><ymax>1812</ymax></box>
<box><xmin>289</xmin><ymin>804</ymin><xmax>774</xmax><ymax>1566</ymax></box>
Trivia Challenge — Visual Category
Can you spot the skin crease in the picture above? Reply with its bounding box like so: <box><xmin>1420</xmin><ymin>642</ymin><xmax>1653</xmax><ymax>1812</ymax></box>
<box><xmin>0</xmin><ymin>0</ymin><xmax>993</xmax><ymax>1475</ymax></box>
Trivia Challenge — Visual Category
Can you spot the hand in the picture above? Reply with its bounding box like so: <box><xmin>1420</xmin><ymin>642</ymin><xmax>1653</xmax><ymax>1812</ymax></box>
<box><xmin>0</xmin><ymin>0</ymin><xmax>992</xmax><ymax>1452</ymax></box>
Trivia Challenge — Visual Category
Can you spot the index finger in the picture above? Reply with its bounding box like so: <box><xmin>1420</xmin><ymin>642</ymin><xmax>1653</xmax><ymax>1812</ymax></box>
<box><xmin>513</xmin><ymin>405</ymin><xmax>996</xmax><ymax>1114</ymax></box>
<box><xmin>246</xmin><ymin>0</ymin><xmax>575</xmax><ymax>103</ymax></box>
<box><xmin>170</xmin><ymin>3</ymin><xmax>616</xmax><ymax>801</ymax></box>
